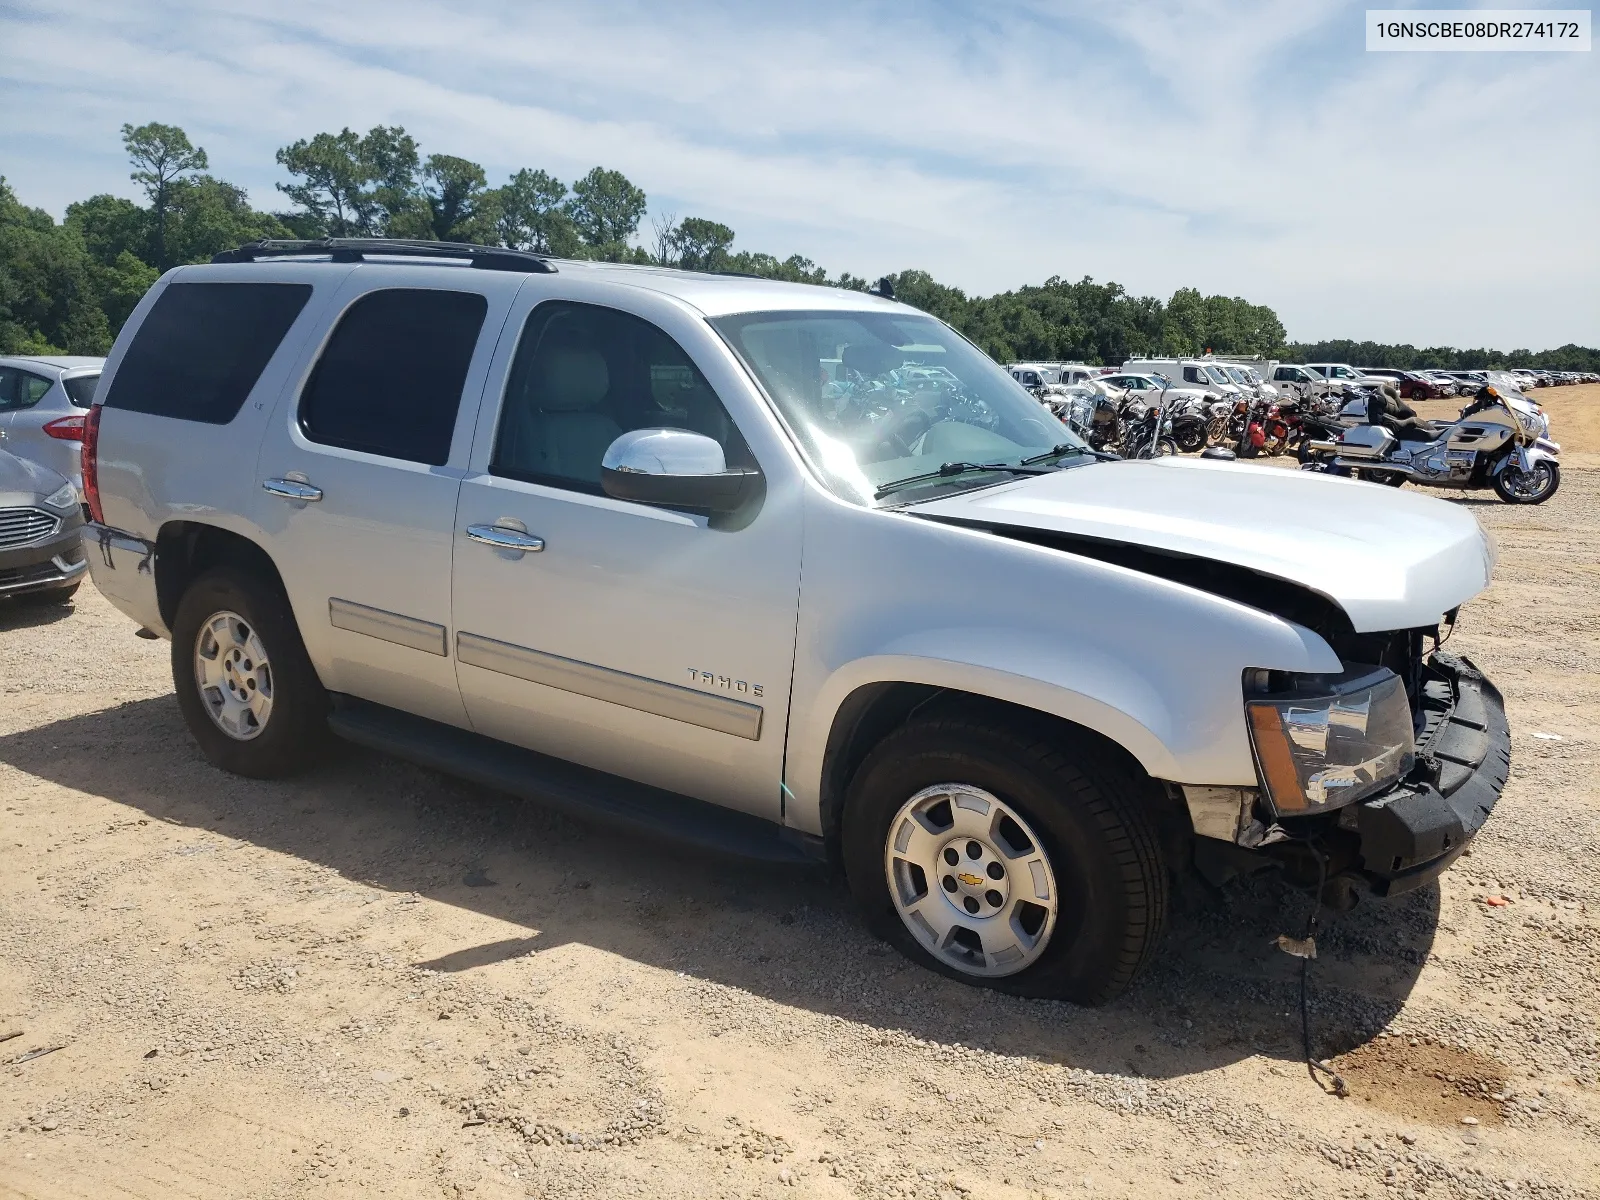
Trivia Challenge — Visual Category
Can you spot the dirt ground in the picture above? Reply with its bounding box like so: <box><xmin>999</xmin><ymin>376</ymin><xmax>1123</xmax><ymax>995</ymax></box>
<box><xmin>2</xmin><ymin>386</ymin><xmax>1598</xmax><ymax>1200</ymax></box>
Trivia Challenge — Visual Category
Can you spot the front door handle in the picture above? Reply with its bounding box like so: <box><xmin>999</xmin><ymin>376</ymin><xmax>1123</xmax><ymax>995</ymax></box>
<box><xmin>263</xmin><ymin>478</ymin><xmax>323</xmax><ymax>502</ymax></box>
<box><xmin>466</xmin><ymin>524</ymin><xmax>545</xmax><ymax>553</ymax></box>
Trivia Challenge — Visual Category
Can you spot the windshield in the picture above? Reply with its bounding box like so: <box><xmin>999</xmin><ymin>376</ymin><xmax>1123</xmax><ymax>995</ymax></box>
<box><xmin>712</xmin><ymin>310</ymin><xmax>1083</xmax><ymax>505</ymax></box>
<box><xmin>1203</xmin><ymin>366</ymin><xmax>1232</xmax><ymax>386</ymax></box>
<box><xmin>1223</xmin><ymin>366</ymin><xmax>1249</xmax><ymax>385</ymax></box>
<box><xmin>62</xmin><ymin>374</ymin><xmax>100</xmax><ymax>407</ymax></box>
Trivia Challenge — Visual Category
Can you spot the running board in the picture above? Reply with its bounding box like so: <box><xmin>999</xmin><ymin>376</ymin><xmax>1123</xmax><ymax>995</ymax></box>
<box><xmin>326</xmin><ymin>695</ymin><xmax>824</xmax><ymax>865</ymax></box>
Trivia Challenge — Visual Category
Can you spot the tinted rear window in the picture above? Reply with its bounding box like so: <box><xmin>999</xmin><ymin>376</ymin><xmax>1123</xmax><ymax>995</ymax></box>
<box><xmin>62</xmin><ymin>374</ymin><xmax>100</xmax><ymax>407</ymax></box>
<box><xmin>104</xmin><ymin>282</ymin><xmax>311</xmax><ymax>423</ymax></box>
<box><xmin>299</xmin><ymin>288</ymin><xmax>487</xmax><ymax>466</ymax></box>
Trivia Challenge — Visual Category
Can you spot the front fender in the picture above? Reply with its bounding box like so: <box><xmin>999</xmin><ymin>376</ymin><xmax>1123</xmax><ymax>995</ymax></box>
<box><xmin>783</xmin><ymin>489</ymin><xmax>1343</xmax><ymax>836</ymax></box>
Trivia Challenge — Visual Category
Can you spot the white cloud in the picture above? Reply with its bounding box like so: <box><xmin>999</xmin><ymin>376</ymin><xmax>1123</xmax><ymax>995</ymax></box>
<box><xmin>1</xmin><ymin>0</ymin><xmax>1594</xmax><ymax>347</ymax></box>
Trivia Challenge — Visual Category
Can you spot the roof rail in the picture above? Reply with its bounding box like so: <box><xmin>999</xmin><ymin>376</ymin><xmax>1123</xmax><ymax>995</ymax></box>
<box><xmin>211</xmin><ymin>238</ymin><xmax>558</xmax><ymax>274</ymax></box>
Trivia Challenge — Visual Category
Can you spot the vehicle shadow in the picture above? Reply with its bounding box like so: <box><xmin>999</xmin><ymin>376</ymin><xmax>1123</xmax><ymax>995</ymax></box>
<box><xmin>0</xmin><ymin>597</ymin><xmax>80</xmax><ymax>632</ymax></box>
<box><xmin>0</xmin><ymin>696</ymin><xmax>1438</xmax><ymax>1082</ymax></box>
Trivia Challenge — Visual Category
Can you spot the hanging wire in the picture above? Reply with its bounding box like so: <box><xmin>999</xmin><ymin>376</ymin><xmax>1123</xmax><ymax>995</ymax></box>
<box><xmin>1297</xmin><ymin>841</ymin><xmax>1349</xmax><ymax>1096</ymax></box>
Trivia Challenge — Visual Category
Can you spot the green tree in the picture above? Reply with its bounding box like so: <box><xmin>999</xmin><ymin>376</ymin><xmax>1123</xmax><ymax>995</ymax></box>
<box><xmin>121</xmin><ymin>121</ymin><xmax>208</xmax><ymax>270</ymax></box>
<box><xmin>565</xmin><ymin>167</ymin><xmax>647</xmax><ymax>258</ymax></box>
<box><xmin>275</xmin><ymin>125</ymin><xmax>423</xmax><ymax>237</ymax></box>
<box><xmin>497</xmin><ymin>169</ymin><xmax>581</xmax><ymax>255</ymax></box>
<box><xmin>163</xmin><ymin>175</ymin><xmax>291</xmax><ymax>264</ymax></box>
<box><xmin>421</xmin><ymin>154</ymin><xmax>497</xmax><ymax>243</ymax></box>
<box><xmin>64</xmin><ymin>194</ymin><xmax>149</xmax><ymax>266</ymax></box>
<box><xmin>669</xmin><ymin>217</ymin><xmax>736</xmax><ymax>270</ymax></box>
<box><xmin>0</xmin><ymin>178</ymin><xmax>112</xmax><ymax>354</ymax></box>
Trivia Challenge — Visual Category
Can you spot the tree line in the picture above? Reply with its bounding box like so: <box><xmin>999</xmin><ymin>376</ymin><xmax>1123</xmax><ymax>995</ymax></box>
<box><xmin>3</xmin><ymin>122</ymin><xmax>1594</xmax><ymax>373</ymax></box>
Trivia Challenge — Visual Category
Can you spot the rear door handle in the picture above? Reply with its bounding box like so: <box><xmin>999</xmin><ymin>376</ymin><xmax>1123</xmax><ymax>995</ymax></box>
<box><xmin>263</xmin><ymin>478</ymin><xmax>323</xmax><ymax>502</ymax></box>
<box><xmin>466</xmin><ymin>524</ymin><xmax>545</xmax><ymax>552</ymax></box>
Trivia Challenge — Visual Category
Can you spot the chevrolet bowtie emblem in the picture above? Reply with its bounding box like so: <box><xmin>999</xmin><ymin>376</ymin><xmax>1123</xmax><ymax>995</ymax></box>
<box><xmin>956</xmin><ymin>872</ymin><xmax>984</xmax><ymax>887</ymax></box>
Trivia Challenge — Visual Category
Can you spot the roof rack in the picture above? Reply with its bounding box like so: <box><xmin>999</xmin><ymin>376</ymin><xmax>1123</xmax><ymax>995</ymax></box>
<box><xmin>211</xmin><ymin>238</ymin><xmax>558</xmax><ymax>274</ymax></box>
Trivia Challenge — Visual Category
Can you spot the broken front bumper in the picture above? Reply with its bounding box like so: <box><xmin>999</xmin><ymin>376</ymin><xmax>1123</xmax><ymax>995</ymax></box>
<box><xmin>1342</xmin><ymin>651</ymin><xmax>1509</xmax><ymax>897</ymax></box>
<box><xmin>1188</xmin><ymin>651</ymin><xmax>1509</xmax><ymax>901</ymax></box>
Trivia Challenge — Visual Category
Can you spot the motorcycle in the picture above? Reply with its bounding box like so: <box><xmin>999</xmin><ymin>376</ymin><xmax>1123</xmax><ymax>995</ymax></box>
<box><xmin>1118</xmin><ymin>396</ymin><xmax>1180</xmax><ymax>459</ymax></box>
<box><xmin>1301</xmin><ymin>371</ymin><xmax>1561</xmax><ymax>503</ymax></box>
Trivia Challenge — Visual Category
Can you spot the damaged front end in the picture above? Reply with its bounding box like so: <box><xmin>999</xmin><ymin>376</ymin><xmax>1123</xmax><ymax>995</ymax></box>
<box><xmin>1187</xmin><ymin>644</ymin><xmax>1509</xmax><ymax>907</ymax></box>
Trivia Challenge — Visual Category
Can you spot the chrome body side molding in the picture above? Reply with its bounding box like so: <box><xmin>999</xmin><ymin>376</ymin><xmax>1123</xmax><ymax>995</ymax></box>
<box><xmin>456</xmin><ymin>631</ymin><xmax>763</xmax><ymax>740</ymax></box>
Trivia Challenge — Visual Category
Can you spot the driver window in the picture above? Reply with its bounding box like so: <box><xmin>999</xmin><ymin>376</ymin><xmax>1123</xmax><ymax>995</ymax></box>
<box><xmin>491</xmin><ymin>301</ymin><xmax>752</xmax><ymax>493</ymax></box>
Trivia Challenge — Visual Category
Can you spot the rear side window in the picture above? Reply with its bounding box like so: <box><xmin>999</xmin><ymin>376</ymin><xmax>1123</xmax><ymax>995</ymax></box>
<box><xmin>104</xmin><ymin>282</ymin><xmax>312</xmax><ymax>423</ymax></box>
<box><xmin>299</xmin><ymin>289</ymin><xmax>487</xmax><ymax>466</ymax></box>
<box><xmin>62</xmin><ymin>375</ymin><xmax>100</xmax><ymax>407</ymax></box>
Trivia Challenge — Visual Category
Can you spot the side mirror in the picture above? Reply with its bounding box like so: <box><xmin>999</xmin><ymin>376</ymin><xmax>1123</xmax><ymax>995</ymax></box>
<box><xmin>599</xmin><ymin>428</ymin><xmax>762</xmax><ymax>514</ymax></box>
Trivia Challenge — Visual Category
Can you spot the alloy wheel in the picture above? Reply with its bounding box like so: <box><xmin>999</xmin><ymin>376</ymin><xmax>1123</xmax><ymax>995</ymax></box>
<box><xmin>883</xmin><ymin>784</ymin><xmax>1058</xmax><ymax>978</ymax></box>
<box><xmin>193</xmin><ymin>610</ymin><xmax>274</xmax><ymax>741</ymax></box>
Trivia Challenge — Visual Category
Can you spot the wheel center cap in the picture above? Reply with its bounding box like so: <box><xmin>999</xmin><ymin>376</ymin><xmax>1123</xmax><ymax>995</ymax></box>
<box><xmin>936</xmin><ymin>836</ymin><xmax>1009</xmax><ymax>916</ymax></box>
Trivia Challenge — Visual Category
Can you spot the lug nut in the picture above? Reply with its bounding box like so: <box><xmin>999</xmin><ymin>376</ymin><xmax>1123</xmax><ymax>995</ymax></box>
<box><xmin>985</xmin><ymin>890</ymin><xmax>1004</xmax><ymax>908</ymax></box>
<box><xmin>944</xmin><ymin>848</ymin><xmax>959</xmax><ymax>866</ymax></box>
<box><xmin>986</xmin><ymin>862</ymin><xmax>1004</xmax><ymax>880</ymax></box>
<box><xmin>942</xmin><ymin>876</ymin><xmax>958</xmax><ymax>893</ymax></box>
<box><xmin>966</xmin><ymin>841</ymin><xmax>982</xmax><ymax>859</ymax></box>
<box><xmin>963</xmin><ymin>896</ymin><xmax>980</xmax><ymax>914</ymax></box>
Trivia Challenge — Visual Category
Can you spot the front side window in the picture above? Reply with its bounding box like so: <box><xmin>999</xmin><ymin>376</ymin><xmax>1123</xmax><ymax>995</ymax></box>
<box><xmin>492</xmin><ymin>301</ymin><xmax>751</xmax><ymax>493</ymax></box>
<box><xmin>711</xmin><ymin>309</ymin><xmax>1080</xmax><ymax>506</ymax></box>
<box><xmin>300</xmin><ymin>288</ymin><xmax>487</xmax><ymax>466</ymax></box>
<box><xmin>105</xmin><ymin>282</ymin><xmax>312</xmax><ymax>424</ymax></box>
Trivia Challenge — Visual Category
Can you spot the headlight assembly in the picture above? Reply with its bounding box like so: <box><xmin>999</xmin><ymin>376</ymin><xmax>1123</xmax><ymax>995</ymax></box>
<box><xmin>1245</xmin><ymin>668</ymin><xmax>1415</xmax><ymax>815</ymax></box>
<box><xmin>43</xmin><ymin>480</ymin><xmax>79</xmax><ymax>511</ymax></box>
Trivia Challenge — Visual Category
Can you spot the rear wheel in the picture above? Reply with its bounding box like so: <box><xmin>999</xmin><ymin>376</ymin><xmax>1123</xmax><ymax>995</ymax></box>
<box><xmin>841</xmin><ymin>713</ymin><xmax>1168</xmax><ymax>1004</ymax></box>
<box><xmin>1171</xmin><ymin>420</ymin><xmax>1207</xmax><ymax>453</ymax></box>
<box><xmin>1492</xmin><ymin>459</ymin><xmax>1560</xmax><ymax>504</ymax></box>
<box><xmin>170</xmin><ymin>566</ymin><xmax>330</xmax><ymax>777</ymax></box>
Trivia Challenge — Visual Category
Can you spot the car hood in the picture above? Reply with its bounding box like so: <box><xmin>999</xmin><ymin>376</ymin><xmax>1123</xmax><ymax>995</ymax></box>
<box><xmin>907</xmin><ymin>457</ymin><xmax>1494</xmax><ymax>632</ymax></box>
<box><xmin>0</xmin><ymin>447</ymin><xmax>70</xmax><ymax>507</ymax></box>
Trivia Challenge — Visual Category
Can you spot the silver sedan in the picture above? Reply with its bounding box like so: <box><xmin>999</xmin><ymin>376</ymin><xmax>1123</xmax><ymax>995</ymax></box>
<box><xmin>0</xmin><ymin>355</ymin><xmax>105</xmax><ymax>497</ymax></box>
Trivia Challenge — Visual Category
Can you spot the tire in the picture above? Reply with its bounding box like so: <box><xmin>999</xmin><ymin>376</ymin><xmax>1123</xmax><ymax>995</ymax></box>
<box><xmin>15</xmin><ymin>582</ymin><xmax>80</xmax><ymax>606</ymax></box>
<box><xmin>1492</xmin><ymin>458</ymin><xmax>1560</xmax><ymax>504</ymax></box>
<box><xmin>841</xmin><ymin>713</ymin><xmax>1168</xmax><ymax>1005</ymax></box>
<box><xmin>1171</xmin><ymin>420</ymin><xmax>1207</xmax><ymax>454</ymax></box>
<box><xmin>1156</xmin><ymin>437</ymin><xmax>1179</xmax><ymax>458</ymax></box>
<box><xmin>170</xmin><ymin>565</ymin><xmax>330</xmax><ymax>778</ymax></box>
<box><xmin>1360</xmin><ymin>469</ymin><xmax>1407</xmax><ymax>487</ymax></box>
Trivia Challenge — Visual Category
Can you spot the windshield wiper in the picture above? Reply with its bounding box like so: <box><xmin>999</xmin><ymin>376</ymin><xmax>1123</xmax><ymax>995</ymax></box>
<box><xmin>873</xmin><ymin>460</ymin><xmax>1049</xmax><ymax>499</ymax></box>
<box><xmin>1017</xmin><ymin>443</ymin><xmax>1118</xmax><ymax>466</ymax></box>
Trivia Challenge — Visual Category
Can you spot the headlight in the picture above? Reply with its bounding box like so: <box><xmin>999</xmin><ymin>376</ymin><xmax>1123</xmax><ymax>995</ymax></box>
<box><xmin>43</xmin><ymin>480</ymin><xmax>78</xmax><ymax>510</ymax></box>
<box><xmin>1245</xmin><ymin>668</ymin><xmax>1415</xmax><ymax>815</ymax></box>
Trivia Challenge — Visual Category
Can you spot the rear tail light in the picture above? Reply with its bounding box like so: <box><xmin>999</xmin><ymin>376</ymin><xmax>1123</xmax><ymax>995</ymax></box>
<box><xmin>81</xmin><ymin>404</ymin><xmax>104</xmax><ymax>525</ymax></box>
<box><xmin>43</xmin><ymin>415</ymin><xmax>86</xmax><ymax>441</ymax></box>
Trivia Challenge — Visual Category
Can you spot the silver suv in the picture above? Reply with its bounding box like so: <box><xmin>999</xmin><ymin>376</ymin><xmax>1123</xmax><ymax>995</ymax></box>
<box><xmin>82</xmin><ymin>239</ymin><xmax>1510</xmax><ymax>1002</ymax></box>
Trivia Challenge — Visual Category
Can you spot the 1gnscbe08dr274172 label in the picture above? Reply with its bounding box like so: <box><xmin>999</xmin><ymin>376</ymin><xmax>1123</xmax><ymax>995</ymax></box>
<box><xmin>1366</xmin><ymin>9</ymin><xmax>1591</xmax><ymax>50</ymax></box>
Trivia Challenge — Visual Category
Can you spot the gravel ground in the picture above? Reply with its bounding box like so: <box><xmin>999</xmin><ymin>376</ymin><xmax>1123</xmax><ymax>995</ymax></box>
<box><xmin>2</xmin><ymin>387</ymin><xmax>1597</xmax><ymax>1200</ymax></box>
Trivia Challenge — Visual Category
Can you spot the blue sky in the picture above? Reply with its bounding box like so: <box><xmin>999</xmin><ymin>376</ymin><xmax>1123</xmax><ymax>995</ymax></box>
<box><xmin>2</xmin><ymin>0</ymin><xmax>1595</xmax><ymax>348</ymax></box>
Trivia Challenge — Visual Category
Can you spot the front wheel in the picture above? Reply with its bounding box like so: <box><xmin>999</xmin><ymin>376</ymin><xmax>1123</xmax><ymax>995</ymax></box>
<box><xmin>1492</xmin><ymin>458</ymin><xmax>1560</xmax><ymax>504</ymax></box>
<box><xmin>171</xmin><ymin>566</ymin><xmax>331</xmax><ymax>777</ymax></box>
<box><xmin>841</xmin><ymin>713</ymin><xmax>1168</xmax><ymax>1004</ymax></box>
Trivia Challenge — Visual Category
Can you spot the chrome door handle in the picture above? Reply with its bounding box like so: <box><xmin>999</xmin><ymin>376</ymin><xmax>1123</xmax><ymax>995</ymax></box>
<box><xmin>466</xmin><ymin>524</ymin><xmax>545</xmax><ymax>552</ymax></box>
<box><xmin>263</xmin><ymin>478</ymin><xmax>323</xmax><ymax>502</ymax></box>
